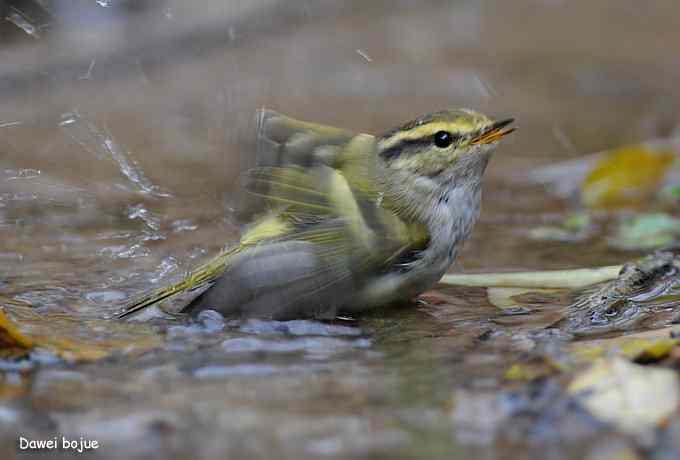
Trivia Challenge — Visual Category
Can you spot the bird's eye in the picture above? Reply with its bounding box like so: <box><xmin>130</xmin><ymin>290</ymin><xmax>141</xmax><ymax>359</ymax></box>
<box><xmin>433</xmin><ymin>131</ymin><xmax>453</xmax><ymax>148</ymax></box>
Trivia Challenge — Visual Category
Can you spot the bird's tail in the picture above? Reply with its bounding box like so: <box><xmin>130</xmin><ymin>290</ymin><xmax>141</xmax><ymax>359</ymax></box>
<box><xmin>117</xmin><ymin>246</ymin><xmax>239</xmax><ymax>319</ymax></box>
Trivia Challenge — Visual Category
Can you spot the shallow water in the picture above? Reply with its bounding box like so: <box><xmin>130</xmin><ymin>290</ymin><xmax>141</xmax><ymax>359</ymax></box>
<box><xmin>1</xmin><ymin>1</ymin><xmax>680</xmax><ymax>459</ymax></box>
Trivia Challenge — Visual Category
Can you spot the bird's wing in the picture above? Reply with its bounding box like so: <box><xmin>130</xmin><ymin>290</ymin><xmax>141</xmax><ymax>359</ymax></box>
<box><xmin>230</xmin><ymin>134</ymin><xmax>429</xmax><ymax>317</ymax></box>
<box><xmin>118</xmin><ymin>112</ymin><xmax>428</xmax><ymax>319</ymax></box>
<box><xmin>246</xmin><ymin>132</ymin><xmax>429</xmax><ymax>274</ymax></box>
<box><xmin>256</xmin><ymin>109</ymin><xmax>356</xmax><ymax>169</ymax></box>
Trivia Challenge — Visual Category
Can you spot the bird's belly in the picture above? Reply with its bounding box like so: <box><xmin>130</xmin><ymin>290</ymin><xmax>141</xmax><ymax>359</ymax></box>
<box><xmin>189</xmin><ymin>191</ymin><xmax>482</xmax><ymax>319</ymax></box>
<box><xmin>189</xmin><ymin>241</ymin><xmax>356</xmax><ymax>319</ymax></box>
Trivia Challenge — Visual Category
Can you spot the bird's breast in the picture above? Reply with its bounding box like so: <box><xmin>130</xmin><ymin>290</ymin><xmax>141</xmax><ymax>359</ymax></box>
<box><xmin>417</xmin><ymin>183</ymin><xmax>482</xmax><ymax>277</ymax></box>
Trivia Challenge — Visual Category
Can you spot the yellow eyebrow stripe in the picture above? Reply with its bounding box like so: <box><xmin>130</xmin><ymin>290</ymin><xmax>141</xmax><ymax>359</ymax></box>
<box><xmin>378</xmin><ymin>121</ymin><xmax>474</xmax><ymax>151</ymax></box>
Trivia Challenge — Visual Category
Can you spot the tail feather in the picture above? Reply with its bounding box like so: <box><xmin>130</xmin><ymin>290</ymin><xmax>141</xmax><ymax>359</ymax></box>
<box><xmin>117</xmin><ymin>246</ymin><xmax>238</xmax><ymax>319</ymax></box>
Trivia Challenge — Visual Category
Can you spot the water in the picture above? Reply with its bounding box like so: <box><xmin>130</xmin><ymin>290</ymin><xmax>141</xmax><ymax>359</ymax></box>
<box><xmin>1</xmin><ymin>1</ymin><xmax>680</xmax><ymax>459</ymax></box>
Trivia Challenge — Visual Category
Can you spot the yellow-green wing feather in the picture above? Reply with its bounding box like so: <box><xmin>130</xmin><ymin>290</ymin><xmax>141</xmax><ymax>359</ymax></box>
<box><xmin>256</xmin><ymin>109</ymin><xmax>355</xmax><ymax>169</ymax></box>
<box><xmin>116</xmin><ymin>246</ymin><xmax>238</xmax><ymax>318</ymax></box>
<box><xmin>118</xmin><ymin>110</ymin><xmax>428</xmax><ymax>319</ymax></box>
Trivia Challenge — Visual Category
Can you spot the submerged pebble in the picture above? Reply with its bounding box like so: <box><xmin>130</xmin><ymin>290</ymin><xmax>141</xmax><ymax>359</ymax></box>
<box><xmin>29</xmin><ymin>349</ymin><xmax>62</xmax><ymax>366</ymax></box>
<box><xmin>238</xmin><ymin>319</ymin><xmax>362</xmax><ymax>337</ymax></box>
<box><xmin>196</xmin><ymin>309</ymin><xmax>225</xmax><ymax>333</ymax></box>
<box><xmin>0</xmin><ymin>406</ymin><xmax>20</xmax><ymax>424</ymax></box>
<box><xmin>193</xmin><ymin>364</ymin><xmax>281</xmax><ymax>379</ymax></box>
<box><xmin>0</xmin><ymin>359</ymin><xmax>33</xmax><ymax>372</ymax></box>
<box><xmin>166</xmin><ymin>310</ymin><xmax>226</xmax><ymax>338</ymax></box>
<box><xmin>193</xmin><ymin>362</ymin><xmax>330</xmax><ymax>379</ymax></box>
<box><xmin>220</xmin><ymin>336</ymin><xmax>371</xmax><ymax>355</ymax></box>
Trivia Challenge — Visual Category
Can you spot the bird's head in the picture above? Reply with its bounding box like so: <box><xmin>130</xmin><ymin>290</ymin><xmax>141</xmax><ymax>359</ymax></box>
<box><xmin>377</xmin><ymin>109</ymin><xmax>514</xmax><ymax>184</ymax></box>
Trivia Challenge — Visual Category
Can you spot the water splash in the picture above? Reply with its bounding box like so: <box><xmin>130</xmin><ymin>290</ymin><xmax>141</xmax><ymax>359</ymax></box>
<box><xmin>58</xmin><ymin>111</ymin><xmax>172</xmax><ymax>198</ymax></box>
<box><xmin>127</xmin><ymin>203</ymin><xmax>161</xmax><ymax>231</ymax></box>
<box><xmin>472</xmin><ymin>74</ymin><xmax>496</xmax><ymax>98</ymax></box>
<box><xmin>171</xmin><ymin>219</ymin><xmax>198</xmax><ymax>233</ymax></box>
<box><xmin>356</xmin><ymin>49</ymin><xmax>373</xmax><ymax>62</ymax></box>
<box><xmin>78</xmin><ymin>59</ymin><xmax>96</xmax><ymax>80</ymax></box>
<box><xmin>97</xmin><ymin>244</ymin><xmax>151</xmax><ymax>259</ymax></box>
<box><xmin>149</xmin><ymin>256</ymin><xmax>179</xmax><ymax>283</ymax></box>
<box><xmin>188</xmin><ymin>247</ymin><xmax>208</xmax><ymax>259</ymax></box>
<box><xmin>0</xmin><ymin>192</ymin><xmax>39</xmax><ymax>202</ymax></box>
<box><xmin>5</xmin><ymin>9</ymin><xmax>40</xmax><ymax>39</ymax></box>
<box><xmin>0</xmin><ymin>252</ymin><xmax>24</xmax><ymax>262</ymax></box>
<box><xmin>2</xmin><ymin>169</ymin><xmax>41</xmax><ymax>180</ymax></box>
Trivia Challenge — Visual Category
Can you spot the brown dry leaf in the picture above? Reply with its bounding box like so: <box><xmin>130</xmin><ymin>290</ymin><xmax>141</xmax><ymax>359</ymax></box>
<box><xmin>581</xmin><ymin>144</ymin><xmax>675</xmax><ymax>209</ymax></box>
<box><xmin>0</xmin><ymin>374</ymin><xmax>29</xmax><ymax>400</ymax></box>
<box><xmin>1</xmin><ymin>304</ymin><xmax>162</xmax><ymax>362</ymax></box>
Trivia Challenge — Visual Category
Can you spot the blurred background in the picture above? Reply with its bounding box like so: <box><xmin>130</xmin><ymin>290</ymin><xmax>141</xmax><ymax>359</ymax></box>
<box><xmin>1</xmin><ymin>1</ymin><xmax>679</xmax><ymax>459</ymax></box>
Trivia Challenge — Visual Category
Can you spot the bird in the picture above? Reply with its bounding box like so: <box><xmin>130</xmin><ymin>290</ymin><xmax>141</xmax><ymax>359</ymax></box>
<box><xmin>117</xmin><ymin>108</ymin><xmax>514</xmax><ymax>320</ymax></box>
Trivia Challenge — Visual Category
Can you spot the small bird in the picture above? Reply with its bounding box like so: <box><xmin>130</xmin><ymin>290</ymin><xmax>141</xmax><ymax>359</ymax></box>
<box><xmin>118</xmin><ymin>109</ymin><xmax>514</xmax><ymax>319</ymax></box>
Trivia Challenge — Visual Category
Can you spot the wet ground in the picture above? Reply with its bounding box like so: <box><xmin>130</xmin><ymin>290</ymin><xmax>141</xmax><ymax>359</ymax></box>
<box><xmin>1</xmin><ymin>1</ymin><xmax>680</xmax><ymax>459</ymax></box>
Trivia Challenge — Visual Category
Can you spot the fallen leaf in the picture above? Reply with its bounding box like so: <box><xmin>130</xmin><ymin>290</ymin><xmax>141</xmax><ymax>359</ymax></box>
<box><xmin>527</xmin><ymin>212</ymin><xmax>593</xmax><ymax>242</ymax></box>
<box><xmin>581</xmin><ymin>144</ymin><xmax>675</xmax><ymax>209</ymax></box>
<box><xmin>0</xmin><ymin>308</ymin><xmax>33</xmax><ymax>359</ymax></box>
<box><xmin>612</xmin><ymin>213</ymin><xmax>680</xmax><ymax>250</ymax></box>
<box><xmin>441</xmin><ymin>266</ymin><xmax>622</xmax><ymax>289</ymax></box>
<box><xmin>1</xmin><ymin>304</ymin><xmax>162</xmax><ymax>362</ymax></box>
<box><xmin>504</xmin><ymin>358</ymin><xmax>564</xmax><ymax>381</ymax></box>
<box><xmin>570</xmin><ymin>327</ymin><xmax>680</xmax><ymax>364</ymax></box>
<box><xmin>568</xmin><ymin>357</ymin><xmax>679</xmax><ymax>435</ymax></box>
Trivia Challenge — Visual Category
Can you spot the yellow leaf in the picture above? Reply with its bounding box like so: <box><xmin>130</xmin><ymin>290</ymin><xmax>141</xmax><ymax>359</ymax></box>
<box><xmin>2</xmin><ymin>304</ymin><xmax>162</xmax><ymax>362</ymax></box>
<box><xmin>570</xmin><ymin>328</ymin><xmax>680</xmax><ymax>364</ymax></box>
<box><xmin>581</xmin><ymin>144</ymin><xmax>675</xmax><ymax>209</ymax></box>
<box><xmin>0</xmin><ymin>308</ymin><xmax>33</xmax><ymax>359</ymax></box>
<box><xmin>504</xmin><ymin>359</ymin><xmax>565</xmax><ymax>381</ymax></box>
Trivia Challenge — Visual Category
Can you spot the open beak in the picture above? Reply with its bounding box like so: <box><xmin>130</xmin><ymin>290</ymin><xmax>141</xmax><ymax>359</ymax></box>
<box><xmin>470</xmin><ymin>118</ymin><xmax>515</xmax><ymax>145</ymax></box>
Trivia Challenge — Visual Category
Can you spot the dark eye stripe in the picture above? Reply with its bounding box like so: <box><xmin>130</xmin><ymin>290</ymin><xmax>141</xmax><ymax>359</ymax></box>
<box><xmin>379</xmin><ymin>138</ymin><xmax>432</xmax><ymax>160</ymax></box>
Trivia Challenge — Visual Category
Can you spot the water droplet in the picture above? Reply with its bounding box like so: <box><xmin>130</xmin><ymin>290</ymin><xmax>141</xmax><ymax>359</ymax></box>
<box><xmin>5</xmin><ymin>10</ymin><xmax>40</xmax><ymax>39</ymax></box>
<box><xmin>356</xmin><ymin>49</ymin><xmax>373</xmax><ymax>62</ymax></box>
<box><xmin>149</xmin><ymin>256</ymin><xmax>179</xmax><ymax>283</ymax></box>
<box><xmin>188</xmin><ymin>247</ymin><xmax>208</xmax><ymax>259</ymax></box>
<box><xmin>171</xmin><ymin>219</ymin><xmax>198</xmax><ymax>233</ymax></box>
<box><xmin>127</xmin><ymin>203</ymin><xmax>161</xmax><ymax>231</ymax></box>
<box><xmin>59</xmin><ymin>112</ymin><xmax>78</xmax><ymax>126</ymax></box>
<box><xmin>98</xmin><ymin>244</ymin><xmax>150</xmax><ymax>259</ymax></box>
<box><xmin>0</xmin><ymin>252</ymin><xmax>24</xmax><ymax>262</ymax></box>
<box><xmin>3</xmin><ymin>168</ymin><xmax>40</xmax><ymax>180</ymax></box>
